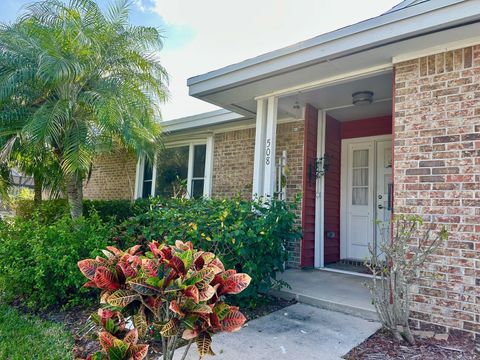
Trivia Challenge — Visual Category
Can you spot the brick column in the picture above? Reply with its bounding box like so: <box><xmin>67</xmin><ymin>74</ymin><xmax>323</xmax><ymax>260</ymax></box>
<box><xmin>394</xmin><ymin>45</ymin><xmax>480</xmax><ymax>338</ymax></box>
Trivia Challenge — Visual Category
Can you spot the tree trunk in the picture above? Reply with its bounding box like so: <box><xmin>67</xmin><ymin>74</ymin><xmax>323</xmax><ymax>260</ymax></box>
<box><xmin>65</xmin><ymin>174</ymin><xmax>83</xmax><ymax>219</ymax></box>
<box><xmin>33</xmin><ymin>175</ymin><xmax>42</xmax><ymax>204</ymax></box>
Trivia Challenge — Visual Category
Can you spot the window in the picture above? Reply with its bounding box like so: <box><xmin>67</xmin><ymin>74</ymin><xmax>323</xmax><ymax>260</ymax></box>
<box><xmin>351</xmin><ymin>149</ymin><xmax>369</xmax><ymax>205</ymax></box>
<box><xmin>191</xmin><ymin>144</ymin><xmax>206</xmax><ymax>198</ymax></box>
<box><xmin>142</xmin><ymin>158</ymin><xmax>154</xmax><ymax>198</ymax></box>
<box><xmin>136</xmin><ymin>139</ymin><xmax>213</xmax><ymax>199</ymax></box>
<box><xmin>155</xmin><ymin>146</ymin><xmax>189</xmax><ymax>198</ymax></box>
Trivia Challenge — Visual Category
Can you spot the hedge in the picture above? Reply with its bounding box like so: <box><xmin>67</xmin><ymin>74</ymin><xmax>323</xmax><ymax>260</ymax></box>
<box><xmin>1</xmin><ymin>197</ymin><xmax>300</xmax><ymax>310</ymax></box>
<box><xmin>112</xmin><ymin>197</ymin><xmax>301</xmax><ymax>307</ymax></box>
<box><xmin>0</xmin><ymin>212</ymin><xmax>111</xmax><ymax>309</ymax></box>
<box><xmin>14</xmin><ymin>198</ymin><xmax>152</xmax><ymax>224</ymax></box>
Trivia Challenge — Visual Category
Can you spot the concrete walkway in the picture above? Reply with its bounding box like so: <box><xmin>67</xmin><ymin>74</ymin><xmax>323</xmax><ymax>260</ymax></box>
<box><xmin>272</xmin><ymin>269</ymin><xmax>378</xmax><ymax>321</ymax></box>
<box><xmin>174</xmin><ymin>303</ymin><xmax>380</xmax><ymax>360</ymax></box>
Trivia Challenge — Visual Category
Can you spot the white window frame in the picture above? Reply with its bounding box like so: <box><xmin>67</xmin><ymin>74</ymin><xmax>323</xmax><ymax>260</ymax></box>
<box><xmin>134</xmin><ymin>136</ymin><xmax>214</xmax><ymax>199</ymax></box>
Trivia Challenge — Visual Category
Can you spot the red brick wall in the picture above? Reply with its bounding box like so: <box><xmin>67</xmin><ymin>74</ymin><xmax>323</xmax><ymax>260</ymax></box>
<box><xmin>83</xmin><ymin>151</ymin><xmax>137</xmax><ymax>200</ymax></box>
<box><xmin>211</xmin><ymin>121</ymin><xmax>305</xmax><ymax>268</ymax></box>
<box><xmin>394</xmin><ymin>45</ymin><xmax>480</xmax><ymax>337</ymax></box>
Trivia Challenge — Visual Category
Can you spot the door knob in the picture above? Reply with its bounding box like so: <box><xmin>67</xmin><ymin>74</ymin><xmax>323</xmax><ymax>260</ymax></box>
<box><xmin>378</xmin><ymin>204</ymin><xmax>384</xmax><ymax>209</ymax></box>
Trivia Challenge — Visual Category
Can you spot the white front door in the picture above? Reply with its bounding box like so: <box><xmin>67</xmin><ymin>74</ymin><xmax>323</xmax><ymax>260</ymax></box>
<box><xmin>342</xmin><ymin>137</ymin><xmax>392</xmax><ymax>261</ymax></box>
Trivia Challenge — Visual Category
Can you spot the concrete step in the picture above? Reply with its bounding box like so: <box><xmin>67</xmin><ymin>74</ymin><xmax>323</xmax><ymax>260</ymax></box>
<box><xmin>271</xmin><ymin>288</ymin><xmax>379</xmax><ymax>321</ymax></box>
<box><xmin>270</xmin><ymin>269</ymin><xmax>379</xmax><ymax>321</ymax></box>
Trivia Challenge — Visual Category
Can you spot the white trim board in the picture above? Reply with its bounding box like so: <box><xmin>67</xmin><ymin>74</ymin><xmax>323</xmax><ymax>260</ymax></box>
<box><xmin>392</xmin><ymin>36</ymin><xmax>480</xmax><ymax>63</ymax></box>
<box><xmin>314</xmin><ymin>110</ymin><xmax>326</xmax><ymax>268</ymax></box>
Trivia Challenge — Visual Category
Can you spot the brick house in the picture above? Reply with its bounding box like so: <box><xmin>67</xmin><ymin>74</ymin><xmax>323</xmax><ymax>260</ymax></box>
<box><xmin>84</xmin><ymin>1</ymin><xmax>480</xmax><ymax>337</ymax></box>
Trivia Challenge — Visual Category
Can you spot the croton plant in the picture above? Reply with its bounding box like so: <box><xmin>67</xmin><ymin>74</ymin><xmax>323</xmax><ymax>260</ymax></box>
<box><xmin>77</xmin><ymin>241</ymin><xmax>251</xmax><ymax>360</ymax></box>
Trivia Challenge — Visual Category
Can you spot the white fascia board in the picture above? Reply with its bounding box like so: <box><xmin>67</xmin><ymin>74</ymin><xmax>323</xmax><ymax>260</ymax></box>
<box><xmin>161</xmin><ymin>109</ymin><xmax>245</xmax><ymax>133</ymax></box>
<box><xmin>392</xmin><ymin>35</ymin><xmax>480</xmax><ymax>63</ymax></box>
<box><xmin>187</xmin><ymin>0</ymin><xmax>476</xmax><ymax>96</ymax></box>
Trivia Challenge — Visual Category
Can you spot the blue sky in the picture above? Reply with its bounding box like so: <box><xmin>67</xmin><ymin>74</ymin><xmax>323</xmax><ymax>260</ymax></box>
<box><xmin>0</xmin><ymin>0</ymin><xmax>401</xmax><ymax>119</ymax></box>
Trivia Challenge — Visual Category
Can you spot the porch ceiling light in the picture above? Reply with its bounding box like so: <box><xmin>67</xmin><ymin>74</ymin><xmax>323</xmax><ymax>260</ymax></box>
<box><xmin>352</xmin><ymin>91</ymin><xmax>374</xmax><ymax>106</ymax></box>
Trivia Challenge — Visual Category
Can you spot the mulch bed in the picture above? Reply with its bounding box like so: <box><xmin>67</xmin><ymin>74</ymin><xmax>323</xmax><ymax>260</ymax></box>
<box><xmin>343</xmin><ymin>328</ymin><xmax>479</xmax><ymax>360</ymax></box>
<box><xmin>30</xmin><ymin>296</ymin><xmax>295</xmax><ymax>359</ymax></box>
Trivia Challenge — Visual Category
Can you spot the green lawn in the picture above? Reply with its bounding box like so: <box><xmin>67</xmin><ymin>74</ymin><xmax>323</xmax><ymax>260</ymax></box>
<box><xmin>0</xmin><ymin>305</ymin><xmax>73</xmax><ymax>360</ymax></box>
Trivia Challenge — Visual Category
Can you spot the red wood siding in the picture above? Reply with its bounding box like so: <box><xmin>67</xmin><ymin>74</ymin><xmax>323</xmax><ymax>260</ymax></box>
<box><xmin>340</xmin><ymin>116</ymin><xmax>392</xmax><ymax>139</ymax></box>
<box><xmin>301</xmin><ymin>104</ymin><xmax>318</xmax><ymax>268</ymax></box>
<box><xmin>322</xmin><ymin>115</ymin><xmax>392</xmax><ymax>264</ymax></box>
<box><xmin>324</xmin><ymin>116</ymin><xmax>341</xmax><ymax>264</ymax></box>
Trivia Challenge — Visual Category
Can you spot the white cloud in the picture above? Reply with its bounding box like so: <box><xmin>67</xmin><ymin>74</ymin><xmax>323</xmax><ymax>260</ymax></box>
<box><xmin>152</xmin><ymin>0</ymin><xmax>401</xmax><ymax>119</ymax></box>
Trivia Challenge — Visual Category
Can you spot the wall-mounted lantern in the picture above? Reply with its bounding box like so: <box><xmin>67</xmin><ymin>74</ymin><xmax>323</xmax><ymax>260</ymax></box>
<box><xmin>308</xmin><ymin>153</ymin><xmax>332</xmax><ymax>185</ymax></box>
<box><xmin>315</xmin><ymin>154</ymin><xmax>332</xmax><ymax>178</ymax></box>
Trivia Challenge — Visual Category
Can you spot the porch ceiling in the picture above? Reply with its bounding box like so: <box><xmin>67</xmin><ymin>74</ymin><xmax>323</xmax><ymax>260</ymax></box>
<box><xmin>278</xmin><ymin>72</ymin><xmax>392</xmax><ymax>122</ymax></box>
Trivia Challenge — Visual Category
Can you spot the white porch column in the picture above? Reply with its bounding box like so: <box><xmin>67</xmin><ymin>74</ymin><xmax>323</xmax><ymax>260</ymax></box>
<box><xmin>252</xmin><ymin>99</ymin><xmax>267</xmax><ymax>198</ymax></box>
<box><xmin>263</xmin><ymin>96</ymin><xmax>278</xmax><ymax>198</ymax></box>
<box><xmin>203</xmin><ymin>135</ymin><xmax>214</xmax><ymax>198</ymax></box>
<box><xmin>252</xmin><ymin>96</ymin><xmax>278</xmax><ymax>199</ymax></box>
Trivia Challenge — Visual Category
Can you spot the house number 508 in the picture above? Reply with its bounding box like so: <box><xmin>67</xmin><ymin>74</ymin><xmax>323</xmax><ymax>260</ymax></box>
<box><xmin>265</xmin><ymin>139</ymin><xmax>271</xmax><ymax>165</ymax></box>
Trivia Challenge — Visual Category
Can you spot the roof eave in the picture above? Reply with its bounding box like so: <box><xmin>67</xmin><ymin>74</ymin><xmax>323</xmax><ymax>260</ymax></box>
<box><xmin>187</xmin><ymin>0</ymin><xmax>474</xmax><ymax>96</ymax></box>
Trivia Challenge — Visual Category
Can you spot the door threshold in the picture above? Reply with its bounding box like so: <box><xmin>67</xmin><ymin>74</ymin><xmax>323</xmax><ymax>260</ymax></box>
<box><xmin>316</xmin><ymin>266</ymin><xmax>380</xmax><ymax>280</ymax></box>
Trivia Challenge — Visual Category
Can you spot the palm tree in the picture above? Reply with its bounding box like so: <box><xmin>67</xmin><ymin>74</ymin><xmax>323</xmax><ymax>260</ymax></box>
<box><xmin>0</xmin><ymin>135</ymin><xmax>64</xmax><ymax>203</ymax></box>
<box><xmin>0</xmin><ymin>0</ymin><xmax>168</xmax><ymax>218</ymax></box>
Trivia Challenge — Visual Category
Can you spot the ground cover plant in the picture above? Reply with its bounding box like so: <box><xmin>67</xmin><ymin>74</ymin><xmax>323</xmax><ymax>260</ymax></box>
<box><xmin>78</xmin><ymin>241</ymin><xmax>251</xmax><ymax>360</ymax></box>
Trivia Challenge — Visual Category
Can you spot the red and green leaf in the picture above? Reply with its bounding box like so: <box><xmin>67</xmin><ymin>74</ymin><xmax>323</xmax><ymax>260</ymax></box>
<box><xmin>78</xmin><ymin>259</ymin><xmax>98</xmax><ymax>280</ymax></box>
<box><xmin>190</xmin><ymin>303</ymin><xmax>213</xmax><ymax>315</ymax></box>
<box><xmin>142</xmin><ymin>259</ymin><xmax>158</xmax><ymax>277</ymax></box>
<box><xmin>169</xmin><ymin>300</ymin><xmax>185</xmax><ymax>317</ymax></box>
<box><xmin>182</xmin><ymin>328</ymin><xmax>199</xmax><ymax>340</ymax></box>
<box><xmin>168</xmin><ymin>256</ymin><xmax>186</xmax><ymax>275</ymax></box>
<box><xmin>207</xmin><ymin>258</ymin><xmax>225</xmax><ymax>274</ymax></box>
<box><xmin>198</xmin><ymin>285</ymin><xmax>216</xmax><ymax>302</ymax></box>
<box><xmin>221</xmin><ymin>310</ymin><xmax>246</xmax><ymax>332</ymax></box>
<box><xmin>99</xmin><ymin>331</ymin><xmax>116</xmax><ymax>351</ymax></box>
<box><xmin>196</xmin><ymin>332</ymin><xmax>214</xmax><ymax>359</ymax></box>
<box><xmin>107</xmin><ymin>339</ymin><xmax>129</xmax><ymax>360</ymax></box>
<box><xmin>128</xmin><ymin>245</ymin><xmax>142</xmax><ymax>255</ymax></box>
<box><xmin>160</xmin><ymin>318</ymin><xmax>179</xmax><ymax>337</ymax></box>
<box><xmin>221</xmin><ymin>273</ymin><xmax>251</xmax><ymax>295</ymax></box>
<box><xmin>183</xmin><ymin>285</ymin><xmax>200</xmax><ymax>303</ymax></box>
<box><xmin>127</xmin><ymin>278</ymin><xmax>159</xmax><ymax>295</ymax></box>
<box><xmin>123</xmin><ymin>329</ymin><xmax>138</xmax><ymax>345</ymax></box>
<box><xmin>213</xmin><ymin>302</ymin><xmax>230</xmax><ymax>321</ymax></box>
<box><xmin>133</xmin><ymin>307</ymin><xmax>148</xmax><ymax>338</ymax></box>
<box><xmin>130</xmin><ymin>344</ymin><xmax>149</xmax><ymax>360</ymax></box>
<box><xmin>107</xmin><ymin>290</ymin><xmax>140</xmax><ymax>307</ymax></box>
<box><xmin>94</xmin><ymin>267</ymin><xmax>120</xmax><ymax>290</ymax></box>
<box><xmin>106</xmin><ymin>246</ymin><xmax>123</xmax><ymax>256</ymax></box>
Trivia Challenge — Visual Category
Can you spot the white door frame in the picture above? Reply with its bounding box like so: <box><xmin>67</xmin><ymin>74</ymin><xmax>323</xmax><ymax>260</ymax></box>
<box><xmin>340</xmin><ymin>134</ymin><xmax>392</xmax><ymax>260</ymax></box>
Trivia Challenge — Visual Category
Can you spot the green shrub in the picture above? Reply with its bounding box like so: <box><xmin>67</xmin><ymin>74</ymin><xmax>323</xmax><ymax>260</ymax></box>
<box><xmin>14</xmin><ymin>198</ymin><xmax>152</xmax><ymax>224</ymax></box>
<box><xmin>0</xmin><ymin>212</ymin><xmax>111</xmax><ymax>309</ymax></box>
<box><xmin>14</xmin><ymin>198</ymin><xmax>68</xmax><ymax>223</ymax></box>
<box><xmin>112</xmin><ymin>197</ymin><xmax>301</xmax><ymax>307</ymax></box>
